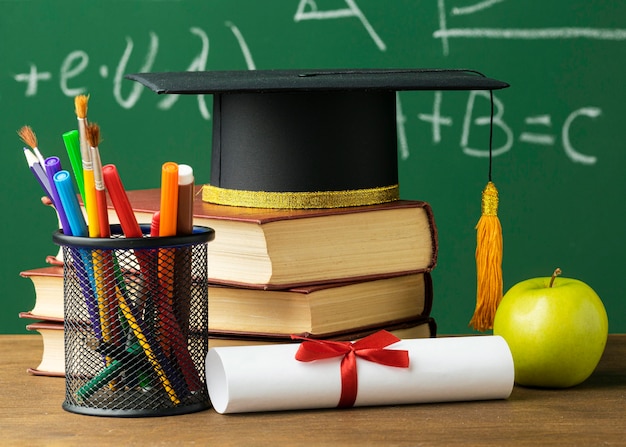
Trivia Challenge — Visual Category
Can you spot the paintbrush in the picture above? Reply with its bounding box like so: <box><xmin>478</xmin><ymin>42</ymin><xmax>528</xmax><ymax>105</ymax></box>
<box><xmin>85</xmin><ymin>123</ymin><xmax>110</xmax><ymax>237</ymax></box>
<box><xmin>75</xmin><ymin>94</ymin><xmax>100</xmax><ymax>237</ymax></box>
<box><xmin>18</xmin><ymin>126</ymin><xmax>52</xmax><ymax>198</ymax></box>
<box><xmin>18</xmin><ymin>125</ymin><xmax>47</xmax><ymax>170</ymax></box>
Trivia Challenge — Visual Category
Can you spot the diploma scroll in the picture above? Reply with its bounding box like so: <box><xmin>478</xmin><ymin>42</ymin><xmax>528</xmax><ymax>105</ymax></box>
<box><xmin>206</xmin><ymin>335</ymin><xmax>514</xmax><ymax>414</ymax></box>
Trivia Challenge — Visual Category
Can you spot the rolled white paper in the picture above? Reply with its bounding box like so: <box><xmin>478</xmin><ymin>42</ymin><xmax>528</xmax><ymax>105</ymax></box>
<box><xmin>206</xmin><ymin>335</ymin><xmax>514</xmax><ymax>414</ymax></box>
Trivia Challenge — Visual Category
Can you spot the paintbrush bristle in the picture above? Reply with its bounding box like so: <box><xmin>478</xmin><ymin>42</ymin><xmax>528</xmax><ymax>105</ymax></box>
<box><xmin>17</xmin><ymin>125</ymin><xmax>38</xmax><ymax>149</ymax></box>
<box><xmin>85</xmin><ymin>123</ymin><xmax>101</xmax><ymax>148</ymax></box>
<box><xmin>74</xmin><ymin>94</ymin><xmax>89</xmax><ymax>119</ymax></box>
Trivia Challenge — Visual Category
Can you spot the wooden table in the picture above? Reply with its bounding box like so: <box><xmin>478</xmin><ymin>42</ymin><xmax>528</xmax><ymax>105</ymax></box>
<box><xmin>1</xmin><ymin>335</ymin><xmax>625</xmax><ymax>446</ymax></box>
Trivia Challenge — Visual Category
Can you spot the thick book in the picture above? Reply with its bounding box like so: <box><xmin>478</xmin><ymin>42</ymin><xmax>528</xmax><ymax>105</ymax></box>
<box><xmin>19</xmin><ymin>266</ymin><xmax>65</xmax><ymax>322</ymax></box>
<box><xmin>111</xmin><ymin>188</ymin><xmax>438</xmax><ymax>289</ymax></box>
<box><xmin>24</xmin><ymin>317</ymin><xmax>436</xmax><ymax>376</ymax></box>
<box><xmin>24</xmin><ymin>321</ymin><xmax>64</xmax><ymax>377</ymax></box>
<box><xmin>208</xmin><ymin>316</ymin><xmax>437</xmax><ymax>348</ymax></box>
<box><xmin>209</xmin><ymin>272</ymin><xmax>432</xmax><ymax>336</ymax></box>
<box><xmin>19</xmin><ymin>265</ymin><xmax>432</xmax><ymax>337</ymax></box>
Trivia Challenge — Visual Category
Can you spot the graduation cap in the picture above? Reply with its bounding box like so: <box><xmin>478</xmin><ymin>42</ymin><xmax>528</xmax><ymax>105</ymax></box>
<box><xmin>127</xmin><ymin>68</ymin><xmax>509</xmax><ymax>331</ymax></box>
<box><xmin>126</xmin><ymin>69</ymin><xmax>507</xmax><ymax>209</ymax></box>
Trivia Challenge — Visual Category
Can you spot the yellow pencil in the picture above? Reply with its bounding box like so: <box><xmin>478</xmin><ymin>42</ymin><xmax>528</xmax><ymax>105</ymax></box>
<box><xmin>117</xmin><ymin>290</ymin><xmax>180</xmax><ymax>405</ymax></box>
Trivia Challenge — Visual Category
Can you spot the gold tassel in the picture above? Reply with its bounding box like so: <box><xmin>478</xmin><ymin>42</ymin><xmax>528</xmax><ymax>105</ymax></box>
<box><xmin>470</xmin><ymin>181</ymin><xmax>503</xmax><ymax>331</ymax></box>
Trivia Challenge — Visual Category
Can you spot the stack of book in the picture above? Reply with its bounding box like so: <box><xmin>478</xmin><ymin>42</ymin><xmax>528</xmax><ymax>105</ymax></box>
<box><xmin>124</xmin><ymin>187</ymin><xmax>439</xmax><ymax>346</ymax></box>
<box><xmin>19</xmin><ymin>187</ymin><xmax>438</xmax><ymax>376</ymax></box>
<box><xmin>19</xmin><ymin>264</ymin><xmax>65</xmax><ymax>377</ymax></box>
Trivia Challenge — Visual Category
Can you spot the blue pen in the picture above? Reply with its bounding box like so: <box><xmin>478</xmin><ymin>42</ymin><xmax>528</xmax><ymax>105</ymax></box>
<box><xmin>44</xmin><ymin>157</ymin><xmax>72</xmax><ymax>234</ymax></box>
<box><xmin>54</xmin><ymin>170</ymin><xmax>88</xmax><ymax>237</ymax></box>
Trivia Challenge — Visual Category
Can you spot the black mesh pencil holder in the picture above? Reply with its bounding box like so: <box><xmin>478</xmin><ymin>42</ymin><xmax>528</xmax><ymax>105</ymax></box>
<box><xmin>53</xmin><ymin>224</ymin><xmax>215</xmax><ymax>417</ymax></box>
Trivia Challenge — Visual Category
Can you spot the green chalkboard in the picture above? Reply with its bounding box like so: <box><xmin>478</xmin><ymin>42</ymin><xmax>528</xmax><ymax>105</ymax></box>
<box><xmin>1</xmin><ymin>1</ymin><xmax>625</xmax><ymax>335</ymax></box>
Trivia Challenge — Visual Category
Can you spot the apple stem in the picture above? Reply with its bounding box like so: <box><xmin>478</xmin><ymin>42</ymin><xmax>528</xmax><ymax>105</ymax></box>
<box><xmin>549</xmin><ymin>268</ymin><xmax>562</xmax><ymax>288</ymax></box>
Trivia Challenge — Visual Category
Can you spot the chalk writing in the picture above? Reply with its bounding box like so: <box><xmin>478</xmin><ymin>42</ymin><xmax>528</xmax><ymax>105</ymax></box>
<box><xmin>7</xmin><ymin>16</ymin><xmax>603</xmax><ymax>166</ymax></box>
<box><xmin>155</xmin><ymin>27</ymin><xmax>211</xmax><ymax>120</ymax></box>
<box><xmin>294</xmin><ymin>0</ymin><xmax>386</xmax><ymax>51</ymax></box>
<box><xmin>11</xmin><ymin>25</ymin><xmax>256</xmax><ymax>121</ymax></box>
<box><xmin>416</xmin><ymin>90</ymin><xmax>599</xmax><ymax>165</ymax></box>
<box><xmin>435</xmin><ymin>0</ymin><xmax>626</xmax><ymax>56</ymax></box>
<box><xmin>418</xmin><ymin>91</ymin><xmax>453</xmax><ymax>145</ymax></box>
<box><xmin>519</xmin><ymin>115</ymin><xmax>555</xmax><ymax>146</ymax></box>
<box><xmin>396</xmin><ymin>93</ymin><xmax>409</xmax><ymax>160</ymax></box>
<box><xmin>13</xmin><ymin>64</ymin><xmax>51</xmax><ymax>96</ymax></box>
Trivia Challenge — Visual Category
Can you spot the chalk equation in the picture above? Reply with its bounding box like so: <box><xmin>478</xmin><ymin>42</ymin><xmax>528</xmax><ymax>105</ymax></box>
<box><xmin>9</xmin><ymin>0</ymin><xmax>609</xmax><ymax>166</ymax></box>
<box><xmin>435</xmin><ymin>0</ymin><xmax>626</xmax><ymax>56</ymax></box>
<box><xmin>408</xmin><ymin>90</ymin><xmax>598</xmax><ymax>165</ymax></box>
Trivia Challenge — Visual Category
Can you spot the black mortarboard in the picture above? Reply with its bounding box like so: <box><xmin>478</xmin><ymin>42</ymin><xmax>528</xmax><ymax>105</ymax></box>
<box><xmin>127</xmin><ymin>69</ymin><xmax>508</xmax><ymax>209</ymax></box>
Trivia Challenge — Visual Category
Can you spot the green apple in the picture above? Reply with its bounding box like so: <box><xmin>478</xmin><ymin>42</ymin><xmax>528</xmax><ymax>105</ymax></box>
<box><xmin>493</xmin><ymin>268</ymin><xmax>608</xmax><ymax>388</ymax></box>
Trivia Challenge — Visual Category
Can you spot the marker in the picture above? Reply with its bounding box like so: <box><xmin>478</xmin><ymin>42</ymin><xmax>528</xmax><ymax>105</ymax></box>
<box><xmin>54</xmin><ymin>170</ymin><xmax>102</xmax><ymax>341</ymax></box>
<box><xmin>44</xmin><ymin>156</ymin><xmax>71</xmax><ymax>235</ymax></box>
<box><xmin>159</xmin><ymin>162</ymin><xmax>179</xmax><ymax>237</ymax></box>
<box><xmin>151</xmin><ymin>211</ymin><xmax>160</xmax><ymax>237</ymax></box>
<box><xmin>102</xmin><ymin>164</ymin><xmax>142</xmax><ymax>238</ymax></box>
<box><xmin>176</xmin><ymin>164</ymin><xmax>194</xmax><ymax>236</ymax></box>
<box><xmin>62</xmin><ymin>129</ymin><xmax>85</xmax><ymax>202</ymax></box>
<box><xmin>54</xmin><ymin>170</ymin><xmax>87</xmax><ymax>237</ymax></box>
<box><xmin>174</xmin><ymin>165</ymin><xmax>194</xmax><ymax>337</ymax></box>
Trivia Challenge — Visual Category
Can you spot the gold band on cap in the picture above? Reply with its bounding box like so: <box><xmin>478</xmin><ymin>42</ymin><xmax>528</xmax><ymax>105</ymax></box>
<box><xmin>202</xmin><ymin>184</ymin><xmax>400</xmax><ymax>209</ymax></box>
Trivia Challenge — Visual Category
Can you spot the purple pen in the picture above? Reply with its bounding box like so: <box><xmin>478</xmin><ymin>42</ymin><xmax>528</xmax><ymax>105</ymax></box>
<box><xmin>44</xmin><ymin>156</ymin><xmax>72</xmax><ymax>235</ymax></box>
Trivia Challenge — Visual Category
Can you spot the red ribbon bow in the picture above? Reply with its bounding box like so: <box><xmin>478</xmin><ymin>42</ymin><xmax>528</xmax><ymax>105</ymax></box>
<box><xmin>291</xmin><ymin>330</ymin><xmax>409</xmax><ymax>408</ymax></box>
